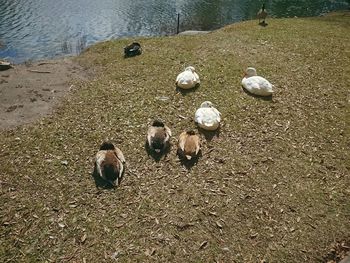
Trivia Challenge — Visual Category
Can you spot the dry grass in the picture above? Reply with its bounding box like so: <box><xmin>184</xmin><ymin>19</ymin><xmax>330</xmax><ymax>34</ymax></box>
<box><xmin>1</xmin><ymin>12</ymin><xmax>350</xmax><ymax>262</ymax></box>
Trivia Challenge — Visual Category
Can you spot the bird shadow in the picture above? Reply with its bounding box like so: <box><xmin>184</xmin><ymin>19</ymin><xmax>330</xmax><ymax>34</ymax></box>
<box><xmin>259</xmin><ymin>21</ymin><xmax>268</xmax><ymax>27</ymax></box>
<box><xmin>176</xmin><ymin>83</ymin><xmax>200</xmax><ymax>95</ymax></box>
<box><xmin>145</xmin><ymin>140</ymin><xmax>171</xmax><ymax>162</ymax></box>
<box><xmin>123</xmin><ymin>53</ymin><xmax>141</xmax><ymax>59</ymax></box>
<box><xmin>91</xmin><ymin>165</ymin><xmax>116</xmax><ymax>190</ymax></box>
<box><xmin>197</xmin><ymin>126</ymin><xmax>220</xmax><ymax>142</ymax></box>
<box><xmin>242</xmin><ymin>86</ymin><xmax>273</xmax><ymax>101</ymax></box>
<box><xmin>177</xmin><ymin>149</ymin><xmax>202</xmax><ymax>170</ymax></box>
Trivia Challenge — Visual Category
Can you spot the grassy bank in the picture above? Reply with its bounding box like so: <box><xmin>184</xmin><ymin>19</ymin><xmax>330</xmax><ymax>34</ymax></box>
<box><xmin>1</xmin><ymin>12</ymin><xmax>349</xmax><ymax>262</ymax></box>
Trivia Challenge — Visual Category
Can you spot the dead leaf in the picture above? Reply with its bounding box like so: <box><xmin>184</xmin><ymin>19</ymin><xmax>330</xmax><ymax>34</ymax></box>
<box><xmin>250</xmin><ymin>233</ymin><xmax>258</xmax><ymax>239</ymax></box>
<box><xmin>81</xmin><ymin>234</ymin><xmax>87</xmax><ymax>243</ymax></box>
<box><xmin>216</xmin><ymin>221</ymin><xmax>223</xmax><ymax>229</ymax></box>
<box><xmin>199</xmin><ymin>241</ymin><xmax>208</xmax><ymax>250</ymax></box>
<box><xmin>145</xmin><ymin>248</ymin><xmax>156</xmax><ymax>256</ymax></box>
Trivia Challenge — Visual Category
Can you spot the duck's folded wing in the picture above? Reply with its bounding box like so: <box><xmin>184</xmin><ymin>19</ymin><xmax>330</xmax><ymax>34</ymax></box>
<box><xmin>195</xmin><ymin>111</ymin><xmax>203</xmax><ymax>124</ymax></box>
<box><xmin>114</xmin><ymin>148</ymin><xmax>125</xmax><ymax>163</ymax></box>
<box><xmin>213</xmin><ymin>108</ymin><xmax>221</xmax><ymax>122</ymax></box>
<box><xmin>194</xmin><ymin>72</ymin><xmax>200</xmax><ymax>83</ymax></box>
<box><xmin>177</xmin><ymin>71</ymin><xmax>194</xmax><ymax>85</ymax></box>
<box><xmin>95</xmin><ymin>150</ymin><xmax>106</xmax><ymax>176</ymax></box>
<box><xmin>147</xmin><ymin>127</ymin><xmax>157</xmax><ymax>146</ymax></box>
<box><xmin>245</xmin><ymin>79</ymin><xmax>260</xmax><ymax>92</ymax></box>
<box><xmin>176</xmin><ymin>72</ymin><xmax>183</xmax><ymax>82</ymax></box>
<box><xmin>194</xmin><ymin>136</ymin><xmax>200</xmax><ymax>154</ymax></box>
<box><xmin>164</xmin><ymin>126</ymin><xmax>172</xmax><ymax>137</ymax></box>
<box><xmin>178</xmin><ymin>132</ymin><xmax>187</xmax><ymax>151</ymax></box>
<box><xmin>259</xmin><ymin>78</ymin><xmax>273</xmax><ymax>91</ymax></box>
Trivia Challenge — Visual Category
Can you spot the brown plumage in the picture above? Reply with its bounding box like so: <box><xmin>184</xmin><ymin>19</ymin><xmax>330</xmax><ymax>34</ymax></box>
<box><xmin>178</xmin><ymin>130</ymin><xmax>201</xmax><ymax>160</ymax></box>
<box><xmin>95</xmin><ymin>141</ymin><xmax>125</xmax><ymax>186</ymax></box>
<box><xmin>147</xmin><ymin>120</ymin><xmax>172</xmax><ymax>153</ymax></box>
<box><xmin>257</xmin><ymin>3</ymin><xmax>268</xmax><ymax>24</ymax></box>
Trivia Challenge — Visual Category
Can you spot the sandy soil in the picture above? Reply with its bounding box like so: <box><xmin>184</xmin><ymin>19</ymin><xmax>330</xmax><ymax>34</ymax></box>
<box><xmin>0</xmin><ymin>58</ymin><xmax>88</xmax><ymax>130</ymax></box>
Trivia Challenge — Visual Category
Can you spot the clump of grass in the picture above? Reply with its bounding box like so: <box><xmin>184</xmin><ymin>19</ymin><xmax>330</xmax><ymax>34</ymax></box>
<box><xmin>1</xmin><ymin>12</ymin><xmax>349</xmax><ymax>262</ymax></box>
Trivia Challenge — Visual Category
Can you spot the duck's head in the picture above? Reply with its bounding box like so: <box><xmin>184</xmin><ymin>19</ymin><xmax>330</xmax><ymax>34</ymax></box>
<box><xmin>185</xmin><ymin>66</ymin><xmax>195</xmax><ymax>72</ymax></box>
<box><xmin>200</xmin><ymin>101</ymin><xmax>214</xmax><ymax>108</ymax></box>
<box><xmin>245</xmin><ymin>67</ymin><xmax>257</xmax><ymax>77</ymax></box>
<box><xmin>186</xmin><ymin>130</ymin><xmax>196</xmax><ymax>136</ymax></box>
<box><xmin>99</xmin><ymin>141</ymin><xmax>116</xmax><ymax>151</ymax></box>
<box><xmin>152</xmin><ymin>119</ymin><xmax>165</xmax><ymax>127</ymax></box>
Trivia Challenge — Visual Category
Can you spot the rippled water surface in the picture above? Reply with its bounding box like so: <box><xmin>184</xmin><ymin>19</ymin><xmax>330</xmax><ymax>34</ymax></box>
<box><xmin>0</xmin><ymin>0</ymin><xmax>348</xmax><ymax>63</ymax></box>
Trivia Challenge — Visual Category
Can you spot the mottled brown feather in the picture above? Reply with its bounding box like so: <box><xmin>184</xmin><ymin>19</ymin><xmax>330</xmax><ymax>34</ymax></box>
<box><xmin>178</xmin><ymin>131</ymin><xmax>200</xmax><ymax>159</ymax></box>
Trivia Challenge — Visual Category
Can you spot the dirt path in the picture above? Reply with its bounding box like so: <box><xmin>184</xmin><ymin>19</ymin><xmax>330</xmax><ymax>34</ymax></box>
<box><xmin>0</xmin><ymin>58</ymin><xmax>88</xmax><ymax>130</ymax></box>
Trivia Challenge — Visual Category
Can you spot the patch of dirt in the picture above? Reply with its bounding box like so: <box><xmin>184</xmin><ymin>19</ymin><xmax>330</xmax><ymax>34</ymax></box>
<box><xmin>0</xmin><ymin>58</ymin><xmax>89</xmax><ymax>130</ymax></box>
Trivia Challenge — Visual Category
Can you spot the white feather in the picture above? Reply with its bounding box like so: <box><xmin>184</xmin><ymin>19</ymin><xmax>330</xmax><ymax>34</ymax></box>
<box><xmin>242</xmin><ymin>67</ymin><xmax>274</xmax><ymax>96</ymax></box>
<box><xmin>176</xmin><ymin>66</ymin><xmax>200</xmax><ymax>89</ymax></box>
<box><xmin>195</xmin><ymin>101</ymin><xmax>221</xmax><ymax>131</ymax></box>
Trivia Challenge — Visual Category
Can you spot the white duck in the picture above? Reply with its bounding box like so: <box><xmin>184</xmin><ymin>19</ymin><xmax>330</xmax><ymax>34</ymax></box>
<box><xmin>241</xmin><ymin>67</ymin><xmax>274</xmax><ymax>96</ymax></box>
<box><xmin>176</xmin><ymin>66</ymin><xmax>200</xmax><ymax>89</ymax></box>
<box><xmin>195</xmin><ymin>101</ymin><xmax>221</xmax><ymax>131</ymax></box>
<box><xmin>95</xmin><ymin>141</ymin><xmax>126</xmax><ymax>186</ymax></box>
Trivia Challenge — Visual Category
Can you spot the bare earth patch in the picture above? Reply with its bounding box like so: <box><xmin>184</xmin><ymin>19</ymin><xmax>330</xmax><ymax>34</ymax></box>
<box><xmin>0</xmin><ymin>58</ymin><xmax>88</xmax><ymax>130</ymax></box>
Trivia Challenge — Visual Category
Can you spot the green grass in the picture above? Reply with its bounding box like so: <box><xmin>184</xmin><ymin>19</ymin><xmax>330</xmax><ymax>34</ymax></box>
<box><xmin>1</xmin><ymin>12</ymin><xmax>350</xmax><ymax>262</ymax></box>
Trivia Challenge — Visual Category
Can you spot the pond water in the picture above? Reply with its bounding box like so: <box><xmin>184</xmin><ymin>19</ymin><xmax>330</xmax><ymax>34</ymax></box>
<box><xmin>0</xmin><ymin>0</ymin><xmax>348</xmax><ymax>63</ymax></box>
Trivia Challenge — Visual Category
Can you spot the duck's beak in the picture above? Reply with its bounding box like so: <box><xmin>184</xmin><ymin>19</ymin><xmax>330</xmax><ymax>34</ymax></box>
<box><xmin>155</xmin><ymin>149</ymin><xmax>161</xmax><ymax>153</ymax></box>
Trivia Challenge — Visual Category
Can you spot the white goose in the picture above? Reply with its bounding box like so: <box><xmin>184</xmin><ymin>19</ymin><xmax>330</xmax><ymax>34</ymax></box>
<box><xmin>95</xmin><ymin>141</ymin><xmax>126</xmax><ymax>186</ymax></box>
<box><xmin>176</xmin><ymin>66</ymin><xmax>200</xmax><ymax>89</ymax></box>
<box><xmin>242</xmin><ymin>67</ymin><xmax>274</xmax><ymax>96</ymax></box>
<box><xmin>195</xmin><ymin>101</ymin><xmax>221</xmax><ymax>131</ymax></box>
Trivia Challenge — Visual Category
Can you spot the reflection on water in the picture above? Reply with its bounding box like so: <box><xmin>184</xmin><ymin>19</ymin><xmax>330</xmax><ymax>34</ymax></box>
<box><xmin>0</xmin><ymin>0</ymin><xmax>348</xmax><ymax>63</ymax></box>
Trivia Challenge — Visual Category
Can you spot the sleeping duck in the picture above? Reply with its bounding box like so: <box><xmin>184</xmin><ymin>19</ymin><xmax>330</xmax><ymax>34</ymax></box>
<box><xmin>0</xmin><ymin>59</ymin><xmax>12</xmax><ymax>71</ymax></box>
<box><xmin>241</xmin><ymin>67</ymin><xmax>274</xmax><ymax>96</ymax></box>
<box><xmin>95</xmin><ymin>141</ymin><xmax>126</xmax><ymax>186</ymax></box>
<box><xmin>176</xmin><ymin>66</ymin><xmax>200</xmax><ymax>89</ymax></box>
<box><xmin>195</xmin><ymin>101</ymin><xmax>221</xmax><ymax>131</ymax></box>
<box><xmin>147</xmin><ymin>120</ymin><xmax>172</xmax><ymax>154</ymax></box>
<box><xmin>124</xmin><ymin>42</ymin><xmax>142</xmax><ymax>57</ymax></box>
<box><xmin>178</xmin><ymin>130</ymin><xmax>201</xmax><ymax>160</ymax></box>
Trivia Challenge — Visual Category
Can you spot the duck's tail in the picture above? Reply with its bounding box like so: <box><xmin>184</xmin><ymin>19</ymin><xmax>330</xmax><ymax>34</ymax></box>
<box><xmin>185</xmin><ymin>155</ymin><xmax>192</xmax><ymax>160</ymax></box>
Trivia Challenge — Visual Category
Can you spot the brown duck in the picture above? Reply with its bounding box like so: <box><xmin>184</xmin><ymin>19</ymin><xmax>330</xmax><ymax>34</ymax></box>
<box><xmin>147</xmin><ymin>120</ymin><xmax>172</xmax><ymax>153</ymax></box>
<box><xmin>95</xmin><ymin>141</ymin><xmax>126</xmax><ymax>186</ymax></box>
<box><xmin>178</xmin><ymin>130</ymin><xmax>201</xmax><ymax>160</ymax></box>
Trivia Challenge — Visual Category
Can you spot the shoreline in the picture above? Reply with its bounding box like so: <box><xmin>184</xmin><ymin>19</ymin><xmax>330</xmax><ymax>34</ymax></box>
<box><xmin>3</xmin><ymin>9</ymin><xmax>349</xmax><ymax>66</ymax></box>
<box><xmin>0</xmin><ymin>11</ymin><xmax>349</xmax><ymax>131</ymax></box>
<box><xmin>0</xmin><ymin>30</ymin><xmax>211</xmax><ymax>131</ymax></box>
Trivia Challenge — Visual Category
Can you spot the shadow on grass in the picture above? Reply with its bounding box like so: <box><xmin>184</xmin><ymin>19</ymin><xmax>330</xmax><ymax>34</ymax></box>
<box><xmin>145</xmin><ymin>140</ymin><xmax>171</xmax><ymax>162</ymax></box>
<box><xmin>197</xmin><ymin>126</ymin><xmax>220</xmax><ymax>142</ymax></box>
<box><xmin>242</xmin><ymin>86</ymin><xmax>273</xmax><ymax>101</ymax></box>
<box><xmin>176</xmin><ymin>83</ymin><xmax>200</xmax><ymax>95</ymax></box>
<box><xmin>91</xmin><ymin>164</ymin><xmax>116</xmax><ymax>190</ymax></box>
<box><xmin>259</xmin><ymin>21</ymin><xmax>268</xmax><ymax>27</ymax></box>
<box><xmin>177</xmin><ymin>149</ymin><xmax>202</xmax><ymax>170</ymax></box>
